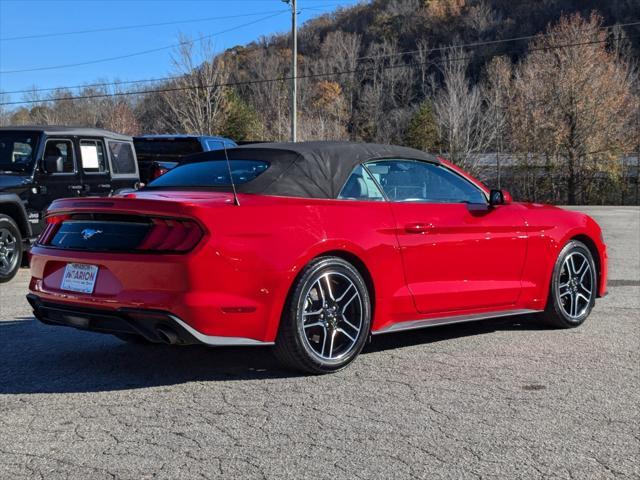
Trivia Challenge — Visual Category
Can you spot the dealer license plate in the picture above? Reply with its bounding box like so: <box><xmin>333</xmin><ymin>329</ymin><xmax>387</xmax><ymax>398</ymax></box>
<box><xmin>60</xmin><ymin>263</ymin><xmax>99</xmax><ymax>294</ymax></box>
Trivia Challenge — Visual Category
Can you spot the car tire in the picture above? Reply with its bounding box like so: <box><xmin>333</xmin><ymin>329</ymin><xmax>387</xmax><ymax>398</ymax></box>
<box><xmin>274</xmin><ymin>256</ymin><xmax>371</xmax><ymax>374</ymax></box>
<box><xmin>0</xmin><ymin>214</ymin><xmax>23</xmax><ymax>284</ymax></box>
<box><xmin>539</xmin><ymin>240</ymin><xmax>597</xmax><ymax>328</ymax></box>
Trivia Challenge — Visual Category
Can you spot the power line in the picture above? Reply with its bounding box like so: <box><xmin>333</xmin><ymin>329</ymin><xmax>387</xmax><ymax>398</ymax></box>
<box><xmin>355</xmin><ymin>20</ymin><xmax>640</xmax><ymax>62</ymax></box>
<box><xmin>0</xmin><ymin>10</ymin><xmax>290</xmax><ymax>42</ymax></box>
<box><xmin>3</xmin><ymin>34</ymin><xmax>636</xmax><ymax>107</ymax></box>
<box><xmin>1</xmin><ymin>76</ymin><xmax>187</xmax><ymax>96</ymax></box>
<box><xmin>0</xmin><ymin>7</ymin><xmax>332</xmax><ymax>95</ymax></box>
<box><xmin>0</xmin><ymin>2</ymin><xmax>349</xmax><ymax>41</ymax></box>
<box><xmin>4</xmin><ymin>18</ymin><xmax>637</xmax><ymax>97</ymax></box>
<box><xmin>0</xmin><ymin>11</ymin><xmax>287</xmax><ymax>75</ymax></box>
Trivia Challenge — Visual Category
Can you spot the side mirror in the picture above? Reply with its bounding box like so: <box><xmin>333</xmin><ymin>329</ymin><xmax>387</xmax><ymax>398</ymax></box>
<box><xmin>489</xmin><ymin>189</ymin><xmax>503</xmax><ymax>205</ymax></box>
<box><xmin>43</xmin><ymin>155</ymin><xmax>64</xmax><ymax>174</ymax></box>
<box><xmin>489</xmin><ymin>189</ymin><xmax>511</xmax><ymax>206</ymax></box>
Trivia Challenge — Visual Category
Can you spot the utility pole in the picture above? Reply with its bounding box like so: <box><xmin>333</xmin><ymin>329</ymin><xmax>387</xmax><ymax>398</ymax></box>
<box><xmin>283</xmin><ymin>0</ymin><xmax>297</xmax><ymax>142</ymax></box>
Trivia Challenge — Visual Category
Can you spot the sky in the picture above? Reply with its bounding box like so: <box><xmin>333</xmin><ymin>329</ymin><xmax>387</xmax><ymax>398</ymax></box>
<box><xmin>0</xmin><ymin>0</ymin><xmax>362</xmax><ymax>104</ymax></box>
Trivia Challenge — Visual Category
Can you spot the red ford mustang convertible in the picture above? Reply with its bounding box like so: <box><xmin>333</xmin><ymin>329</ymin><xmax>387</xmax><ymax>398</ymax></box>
<box><xmin>27</xmin><ymin>142</ymin><xmax>607</xmax><ymax>373</ymax></box>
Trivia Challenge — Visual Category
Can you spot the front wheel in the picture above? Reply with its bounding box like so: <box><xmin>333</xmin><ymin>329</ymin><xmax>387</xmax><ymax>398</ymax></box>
<box><xmin>0</xmin><ymin>214</ymin><xmax>23</xmax><ymax>284</ymax></box>
<box><xmin>274</xmin><ymin>256</ymin><xmax>371</xmax><ymax>374</ymax></box>
<box><xmin>539</xmin><ymin>240</ymin><xmax>597</xmax><ymax>328</ymax></box>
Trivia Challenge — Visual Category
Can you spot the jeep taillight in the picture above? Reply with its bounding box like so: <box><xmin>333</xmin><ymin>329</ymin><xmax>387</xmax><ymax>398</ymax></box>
<box><xmin>137</xmin><ymin>218</ymin><xmax>203</xmax><ymax>252</ymax></box>
<box><xmin>151</xmin><ymin>164</ymin><xmax>169</xmax><ymax>179</ymax></box>
<box><xmin>38</xmin><ymin>214</ymin><xmax>70</xmax><ymax>245</ymax></box>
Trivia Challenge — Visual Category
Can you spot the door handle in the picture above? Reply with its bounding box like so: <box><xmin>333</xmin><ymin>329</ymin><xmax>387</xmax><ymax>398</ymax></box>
<box><xmin>404</xmin><ymin>223</ymin><xmax>434</xmax><ymax>234</ymax></box>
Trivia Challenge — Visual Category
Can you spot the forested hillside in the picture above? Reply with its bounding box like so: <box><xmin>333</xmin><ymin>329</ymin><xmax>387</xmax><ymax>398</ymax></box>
<box><xmin>2</xmin><ymin>0</ymin><xmax>639</xmax><ymax>204</ymax></box>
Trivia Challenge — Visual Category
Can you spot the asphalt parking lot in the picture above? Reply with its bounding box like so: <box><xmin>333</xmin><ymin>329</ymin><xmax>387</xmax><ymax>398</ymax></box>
<box><xmin>0</xmin><ymin>206</ymin><xmax>638</xmax><ymax>479</ymax></box>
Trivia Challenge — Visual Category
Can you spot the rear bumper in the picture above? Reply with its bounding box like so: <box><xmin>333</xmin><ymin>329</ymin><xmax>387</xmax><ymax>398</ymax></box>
<box><xmin>27</xmin><ymin>294</ymin><xmax>273</xmax><ymax>346</ymax></box>
<box><xmin>27</xmin><ymin>245</ymin><xmax>282</xmax><ymax>342</ymax></box>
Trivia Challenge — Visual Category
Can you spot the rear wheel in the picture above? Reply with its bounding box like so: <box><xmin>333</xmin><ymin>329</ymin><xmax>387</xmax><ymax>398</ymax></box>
<box><xmin>0</xmin><ymin>215</ymin><xmax>23</xmax><ymax>284</ymax></box>
<box><xmin>274</xmin><ymin>256</ymin><xmax>371</xmax><ymax>374</ymax></box>
<box><xmin>539</xmin><ymin>240</ymin><xmax>597</xmax><ymax>328</ymax></box>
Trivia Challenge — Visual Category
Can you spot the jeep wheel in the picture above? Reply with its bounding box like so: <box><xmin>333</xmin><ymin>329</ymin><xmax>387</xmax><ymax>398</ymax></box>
<box><xmin>0</xmin><ymin>214</ymin><xmax>23</xmax><ymax>283</ymax></box>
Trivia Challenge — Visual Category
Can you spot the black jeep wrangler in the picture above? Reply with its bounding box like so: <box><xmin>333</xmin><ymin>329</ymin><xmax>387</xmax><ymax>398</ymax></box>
<box><xmin>0</xmin><ymin>126</ymin><xmax>140</xmax><ymax>283</ymax></box>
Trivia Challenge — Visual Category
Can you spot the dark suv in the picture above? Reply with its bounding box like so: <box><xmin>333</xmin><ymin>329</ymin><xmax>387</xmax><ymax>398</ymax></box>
<box><xmin>0</xmin><ymin>126</ymin><xmax>140</xmax><ymax>283</ymax></box>
<box><xmin>133</xmin><ymin>135</ymin><xmax>236</xmax><ymax>184</ymax></box>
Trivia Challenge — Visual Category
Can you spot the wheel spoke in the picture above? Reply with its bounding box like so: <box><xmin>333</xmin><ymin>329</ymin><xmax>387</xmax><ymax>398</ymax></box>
<box><xmin>302</xmin><ymin>308</ymin><xmax>323</xmax><ymax>318</ymax></box>
<box><xmin>341</xmin><ymin>315</ymin><xmax>360</xmax><ymax>332</ymax></box>
<box><xmin>320</xmin><ymin>326</ymin><xmax>328</xmax><ymax>357</ymax></box>
<box><xmin>579</xmin><ymin>282</ymin><xmax>592</xmax><ymax>295</ymax></box>
<box><xmin>304</xmin><ymin>321</ymin><xmax>324</xmax><ymax>329</ymax></box>
<box><xmin>579</xmin><ymin>265</ymin><xmax>591</xmax><ymax>283</ymax></box>
<box><xmin>337</xmin><ymin>328</ymin><xmax>356</xmax><ymax>343</ymax></box>
<box><xmin>315</xmin><ymin>281</ymin><xmax>326</xmax><ymax>305</ymax></box>
<box><xmin>576</xmin><ymin>293</ymin><xmax>590</xmax><ymax>305</ymax></box>
<box><xmin>567</xmin><ymin>292</ymin><xmax>574</xmax><ymax>317</ymax></box>
<box><xmin>340</xmin><ymin>292</ymin><xmax>359</xmax><ymax>313</ymax></box>
<box><xmin>336</xmin><ymin>283</ymin><xmax>354</xmax><ymax>302</ymax></box>
<box><xmin>568</xmin><ymin>255</ymin><xmax>578</xmax><ymax>276</ymax></box>
<box><xmin>559</xmin><ymin>283</ymin><xmax>571</xmax><ymax>298</ymax></box>
<box><xmin>328</xmin><ymin>330</ymin><xmax>337</xmax><ymax>358</ymax></box>
<box><xmin>323</xmin><ymin>274</ymin><xmax>335</xmax><ymax>301</ymax></box>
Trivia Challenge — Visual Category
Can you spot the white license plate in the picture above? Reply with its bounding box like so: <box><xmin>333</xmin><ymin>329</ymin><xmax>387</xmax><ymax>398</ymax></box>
<box><xmin>61</xmin><ymin>263</ymin><xmax>99</xmax><ymax>294</ymax></box>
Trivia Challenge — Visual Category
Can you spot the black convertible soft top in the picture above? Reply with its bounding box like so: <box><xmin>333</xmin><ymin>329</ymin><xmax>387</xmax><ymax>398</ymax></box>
<box><xmin>185</xmin><ymin>141</ymin><xmax>439</xmax><ymax>199</ymax></box>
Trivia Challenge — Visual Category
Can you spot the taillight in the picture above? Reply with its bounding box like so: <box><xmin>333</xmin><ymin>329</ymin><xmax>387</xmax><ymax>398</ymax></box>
<box><xmin>38</xmin><ymin>214</ymin><xmax>70</xmax><ymax>245</ymax></box>
<box><xmin>137</xmin><ymin>218</ymin><xmax>203</xmax><ymax>252</ymax></box>
<box><xmin>151</xmin><ymin>164</ymin><xmax>169</xmax><ymax>179</ymax></box>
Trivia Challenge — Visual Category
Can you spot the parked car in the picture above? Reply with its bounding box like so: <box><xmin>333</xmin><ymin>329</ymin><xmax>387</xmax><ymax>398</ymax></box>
<box><xmin>0</xmin><ymin>126</ymin><xmax>140</xmax><ymax>283</ymax></box>
<box><xmin>133</xmin><ymin>134</ymin><xmax>236</xmax><ymax>183</ymax></box>
<box><xmin>27</xmin><ymin>142</ymin><xmax>607</xmax><ymax>373</ymax></box>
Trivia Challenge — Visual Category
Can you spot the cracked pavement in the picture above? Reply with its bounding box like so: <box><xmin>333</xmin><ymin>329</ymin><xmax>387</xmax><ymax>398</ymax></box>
<box><xmin>1</xmin><ymin>206</ymin><xmax>638</xmax><ymax>479</ymax></box>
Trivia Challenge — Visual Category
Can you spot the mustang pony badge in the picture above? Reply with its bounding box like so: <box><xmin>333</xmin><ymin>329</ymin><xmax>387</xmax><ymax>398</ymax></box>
<box><xmin>81</xmin><ymin>228</ymin><xmax>103</xmax><ymax>240</ymax></box>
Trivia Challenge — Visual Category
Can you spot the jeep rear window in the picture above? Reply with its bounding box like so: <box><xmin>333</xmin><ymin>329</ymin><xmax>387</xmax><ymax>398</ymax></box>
<box><xmin>0</xmin><ymin>133</ymin><xmax>38</xmax><ymax>173</ymax></box>
<box><xmin>146</xmin><ymin>160</ymin><xmax>269</xmax><ymax>188</ymax></box>
<box><xmin>108</xmin><ymin>141</ymin><xmax>137</xmax><ymax>176</ymax></box>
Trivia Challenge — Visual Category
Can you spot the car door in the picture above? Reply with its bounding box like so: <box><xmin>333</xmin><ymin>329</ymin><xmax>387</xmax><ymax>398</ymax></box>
<box><xmin>31</xmin><ymin>137</ymin><xmax>83</xmax><ymax>213</ymax></box>
<box><xmin>78</xmin><ymin>138</ymin><xmax>112</xmax><ymax>196</ymax></box>
<box><xmin>365</xmin><ymin>159</ymin><xmax>528</xmax><ymax>314</ymax></box>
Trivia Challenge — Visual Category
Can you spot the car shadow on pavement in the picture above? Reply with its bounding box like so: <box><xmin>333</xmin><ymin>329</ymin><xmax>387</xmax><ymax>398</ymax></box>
<box><xmin>363</xmin><ymin>315</ymin><xmax>547</xmax><ymax>354</ymax></box>
<box><xmin>0</xmin><ymin>315</ymin><xmax>546</xmax><ymax>395</ymax></box>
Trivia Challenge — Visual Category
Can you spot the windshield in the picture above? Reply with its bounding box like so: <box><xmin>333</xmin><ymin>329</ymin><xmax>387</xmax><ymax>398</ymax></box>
<box><xmin>146</xmin><ymin>159</ymin><xmax>269</xmax><ymax>188</ymax></box>
<box><xmin>0</xmin><ymin>133</ymin><xmax>39</xmax><ymax>174</ymax></box>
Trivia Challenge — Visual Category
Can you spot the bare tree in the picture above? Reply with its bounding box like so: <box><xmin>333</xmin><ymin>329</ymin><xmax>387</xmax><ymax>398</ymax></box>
<box><xmin>415</xmin><ymin>38</ymin><xmax>433</xmax><ymax>98</ymax></box>
<box><xmin>434</xmin><ymin>47</ymin><xmax>494</xmax><ymax>173</ymax></box>
<box><xmin>484</xmin><ymin>56</ymin><xmax>512</xmax><ymax>186</ymax></box>
<box><xmin>508</xmin><ymin>13</ymin><xmax>637</xmax><ymax>204</ymax></box>
<box><xmin>317</xmin><ymin>31</ymin><xmax>362</xmax><ymax>139</ymax></box>
<box><xmin>162</xmin><ymin>35</ymin><xmax>229</xmax><ymax>135</ymax></box>
<box><xmin>237</xmin><ymin>46</ymin><xmax>290</xmax><ymax>141</ymax></box>
<box><xmin>102</xmin><ymin>101</ymin><xmax>140</xmax><ymax>135</ymax></box>
<box><xmin>356</xmin><ymin>39</ymin><xmax>415</xmax><ymax>142</ymax></box>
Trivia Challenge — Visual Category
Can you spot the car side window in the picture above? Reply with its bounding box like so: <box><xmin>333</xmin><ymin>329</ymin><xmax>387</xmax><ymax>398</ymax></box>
<box><xmin>338</xmin><ymin>165</ymin><xmax>385</xmax><ymax>201</ymax></box>
<box><xmin>43</xmin><ymin>139</ymin><xmax>75</xmax><ymax>174</ymax></box>
<box><xmin>108</xmin><ymin>141</ymin><xmax>137</xmax><ymax>177</ymax></box>
<box><xmin>366</xmin><ymin>159</ymin><xmax>486</xmax><ymax>204</ymax></box>
<box><xmin>80</xmin><ymin>139</ymin><xmax>108</xmax><ymax>174</ymax></box>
